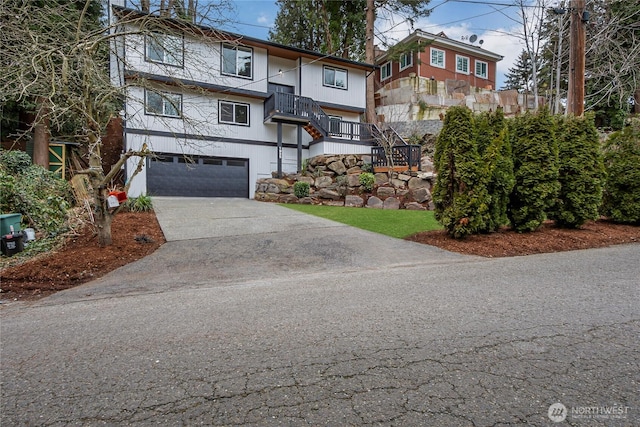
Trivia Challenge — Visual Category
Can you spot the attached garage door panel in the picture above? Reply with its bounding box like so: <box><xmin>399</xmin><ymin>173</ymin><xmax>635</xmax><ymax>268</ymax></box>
<box><xmin>147</xmin><ymin>155</ymin><xmax>248</xmax><ymax>197</ymax></box>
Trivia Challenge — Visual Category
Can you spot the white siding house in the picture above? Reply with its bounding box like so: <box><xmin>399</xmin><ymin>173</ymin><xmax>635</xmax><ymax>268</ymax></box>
<box><xmin>109</xmin><ymin>3</ymin><xmax>376</xmax><ymax>198</ymax></box>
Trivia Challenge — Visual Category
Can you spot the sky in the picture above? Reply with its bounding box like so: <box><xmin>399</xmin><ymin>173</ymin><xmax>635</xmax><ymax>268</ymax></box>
<box><xmin>216</xmin><ymin>0</ymin><xmax>536</xmax><ymax>89</ymax></box>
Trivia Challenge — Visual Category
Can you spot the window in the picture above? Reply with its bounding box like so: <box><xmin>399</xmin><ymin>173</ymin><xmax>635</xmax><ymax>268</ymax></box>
<box><xmin>323</xmin><ymin>66</ymin><xmax>347</xmax><ymax>89</ymax></box>
<box><xmin>145</xmin><ymin>91</ymin><xmax>182</xmax><ymax>117</ymax></box>
<box><xmin>456</xmin><ymin>55</ymin><xmax>469</xmax><ymax>74</ymax></box>
<box><xmin>475</xmin><ymin>60</ymin><xmax>488</xmax><ymax>78</ymax></box>
<box><xmin>219</xmin><ymin>101</ymin><xmax>249</xmax><ymax>125</ymax></box>
<box><xmin>399</xmin><ymin>52</ymin><xmax>413</xmax><ymax>71</ymax></box>
<box><xmin>146</xmin><ymin>33</ymin><xmax>183</xmax><ymax>67</ymax></box>
<box><xmin>222</xmin><ymin>44</ymin><xmax>253</xmax><ymax>78</ymax></box>
<box><xmin>380</xmin><ymin>61</ymin><xmax>392</xmax><ymax>80</ymax></box>
<box><xmin>430</xmin><ymin>48</ymin><xmax>445</xmax><ymax>68</ymax></box>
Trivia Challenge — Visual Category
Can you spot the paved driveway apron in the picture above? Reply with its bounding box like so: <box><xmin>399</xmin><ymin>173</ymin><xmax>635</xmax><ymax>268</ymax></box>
<box><xmin>1</xmin><ymin>198</ymin><xmax>639</xmax><ymax>426</ymax></box>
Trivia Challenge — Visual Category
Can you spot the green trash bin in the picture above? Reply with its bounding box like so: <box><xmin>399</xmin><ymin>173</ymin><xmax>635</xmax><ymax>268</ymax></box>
<box><xmin>0</xmin><ymin>213</ymin><xmax>22</xmax><ymax>235</ymax></box>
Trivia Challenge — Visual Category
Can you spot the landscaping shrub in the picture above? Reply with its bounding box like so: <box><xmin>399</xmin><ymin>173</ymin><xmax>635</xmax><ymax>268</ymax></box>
<box><xmin>475</xmin><ymin>108</ymin><xmax>514</xmax><ymax>232</ymax></box>
<box><xmin>432</xmin><ymin>106</ymin><xmax>490</xmax><ymax>238</ymax></box>
<box><xmin>125</xmin><ymin>195</ymin><xmax>154</xmax><ymax>212</ymax></box>
<box><xmin>293</xmin><ymin>181</ymin><xmax>310</xmax><ymax>198</ymax></box>
<box><xmin>359</xmin><ymin>172</ymin><xmax>375</xmax><ymax>192</ymax></box>
<box><xmin>507</xmin><ymin>108</ymin><xmax>560</xmax><ymax>232</ymax></box>
<box><xmin>0</xmin><ymin>157</ymin><xmax>72</xmax><ymax>236</ymax></box>
<box><xmin>601</xmin><ymin>118</ymin><xmax>640</xmax><ymax>223</ymax></box>
<box><xmin>552</xmin><ymin>114</ymin><xmax>605</xmax><ymax>228</ymax></box>
<box><xmin>0</xmin><ymin>149</ymin><xmax>31</xmax><ymax>175</ymax></box>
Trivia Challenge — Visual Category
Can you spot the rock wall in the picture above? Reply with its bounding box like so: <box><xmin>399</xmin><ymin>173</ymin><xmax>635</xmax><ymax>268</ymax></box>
<box><xmin>255</xmin><ymin>154</ymin><xmax>435</xmax><ymax>210</ymax></box>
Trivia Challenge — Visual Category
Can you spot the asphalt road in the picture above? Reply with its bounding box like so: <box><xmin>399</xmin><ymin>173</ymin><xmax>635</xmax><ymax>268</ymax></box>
<box><xmin>1</xmin><ymin>198</ymin><xmax>638</xmax><ymax>426</ymax></box>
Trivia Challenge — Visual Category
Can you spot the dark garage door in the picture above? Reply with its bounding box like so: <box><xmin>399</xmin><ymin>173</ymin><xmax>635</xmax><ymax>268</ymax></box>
<box><xmin>147</xmin><ymin>154</ymin><xmax>249</xmax><ymax>197</ymax></box>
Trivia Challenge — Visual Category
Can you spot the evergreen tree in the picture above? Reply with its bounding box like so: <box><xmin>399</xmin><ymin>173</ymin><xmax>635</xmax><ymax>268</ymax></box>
<box><xmin>433</xmin><ymin>107</ymin><xmax>490</xmax><ymax>239</ymax></box>
<box><xmin>552</xmin><ymin>113</ymin><xmax>605</xmax><ymax>228</ymax></box>
<box><xmin>501</xmin><ymin>50</ymin><xmax>532</xmax><ymax>93</ymax></box>
<box><xmin>475</xmin><ymin>109</ymin><xmax>515</xmax><ymax>232</ymax></box>
<box><xmin>601</xmin><ymin>118</ymin><xmax>640</xmax><ymax>223</ymax></box>
<box><xmin>508</xmin><ymin>108</ymin><xmax>560</xmax><ymax>232</ymax></box>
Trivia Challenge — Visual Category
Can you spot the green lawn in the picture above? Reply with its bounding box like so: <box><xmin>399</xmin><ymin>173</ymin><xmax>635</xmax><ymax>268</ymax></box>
<box><xmin>281</xmin><ymin>204</ymin><xmax>443</xmax><ymax>238</ymax></box>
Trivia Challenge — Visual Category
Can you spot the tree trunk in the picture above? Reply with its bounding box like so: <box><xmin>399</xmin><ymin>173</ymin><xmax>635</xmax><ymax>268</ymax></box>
<box><xmin>93</xmin><ymin>192</ymin><xmax>113</xmax><ymax>247</ymax></box>
<box><xmin>365</xmin><ymin>0</ymin><xmax>377</xmax><ymax>125</ymax></box>
<box><xmin>635</xmin><ymin>88</ymin><xmax>640</xmax><ymax>114</ymax></box>
<box><xmin>33</xmin><ymin>98</ymin><xmax>50</xmax><ymax>168</ymax></box>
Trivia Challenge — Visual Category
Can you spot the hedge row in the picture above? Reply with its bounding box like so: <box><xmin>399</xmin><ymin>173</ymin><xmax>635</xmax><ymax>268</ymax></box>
<box><xmin>433</xmin><ymin>108</ymin><xmax>638</xmax><ymax>238</ymax></box>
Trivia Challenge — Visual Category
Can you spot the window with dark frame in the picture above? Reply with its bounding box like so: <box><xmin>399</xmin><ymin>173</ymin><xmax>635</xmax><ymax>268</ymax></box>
<box><xmin>145</xmin><ymin>33</ymin><xmax>183</xmax><ymax>67</ymax></box>
<box><xmin>145</xmin><ymin>91</ymin><xmax>182</xmax><ymax>117</ymax></box>
<box><xmin>323</xmin><ymin>65</ymin><xmax>347</xmax><ymax>89</ymax></box>
<box><xmin>219</xmin><ymin>101</ymin><xmax>249</xmax><ymax>126</ymax></box>
<box><xmin>222</xmin><ymin>44</ymin><xmax>253</xmax><ymax>78</ymax></box>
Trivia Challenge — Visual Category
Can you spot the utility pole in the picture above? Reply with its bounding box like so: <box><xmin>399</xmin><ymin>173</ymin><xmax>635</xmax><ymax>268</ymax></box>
<box><xmin>566</xmin><ymin>0</ymin><xmax>586</xmax><ymax>116</ymax></box>
<box><xmin>365</xmin><ymin>0</ymin><xmax>377</xmax><ymax>125</ymax></box>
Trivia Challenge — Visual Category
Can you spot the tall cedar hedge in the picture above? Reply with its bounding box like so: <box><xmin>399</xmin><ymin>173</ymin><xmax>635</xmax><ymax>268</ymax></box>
<box><xmin>552</xmin><ymin>114</ymin><xmax>605</xmax><ymax>228</ymax></box>
<box><xmin>475</xmin><ymin>108</ymin><xmax>515</xmax><ymax>232</ymax></box>
<box><xmin>507</xmin><ymin>108</ymin><xmax>560</xmax><ymax>232</ymax></box>
<box><xmin>602</xmin><ymin>119</ymin><xmax>640</xmax><ymax>223</ymax></box>
<box><xmin>433</xmin><ymin>106</ymin><xmax>490</xmax><ymax>238</ymax></box>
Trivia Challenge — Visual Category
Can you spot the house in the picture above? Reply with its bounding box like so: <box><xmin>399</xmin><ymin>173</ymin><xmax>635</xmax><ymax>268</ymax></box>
<box><xmin>375</xmin><ymin>30</ymin><xmax>517</xmax><ymax>122</ymax></box>
<box><xmin>109</xmin><ymin>3</ymin><xmax>378</xmax><ymax>199</ymax></box>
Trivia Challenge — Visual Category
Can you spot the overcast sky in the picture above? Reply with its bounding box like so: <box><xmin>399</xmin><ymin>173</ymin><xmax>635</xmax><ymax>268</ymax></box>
<box><xmin>216</xmin><ymin>0</ymin><xmax>539</xmax><ymax>89</ymax></box>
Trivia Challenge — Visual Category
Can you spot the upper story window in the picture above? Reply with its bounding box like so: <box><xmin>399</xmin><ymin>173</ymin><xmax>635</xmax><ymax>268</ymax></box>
<box><xmin>323</xmin><ymin>66</ymin><xmax>347</xmax><ymax>89</ymax></box>
<box><xmin>430</xmin><ymin>47</ymin><xmax>445</xmax><ymax>69</ymax></box>
<box><xmin>222</xmin><ymin>44</ymin><xmax>253</xmax><ymax>79</ymax></box>
<box><xmin>219</xmin><ymin>100</ymin><xmax>249</xmax><ymax>126</ymax></box>
<box><xmin>380</xmin><ymin>61</ymin><xmax>392</xmax><ymax>81</ymax></box>
<box><xmin>146</xmin><ymin>33</ymin><xmax>184</xmax><ymax>67</ymax></box>
<box><xmin>145</xmin><ymin>90</ymin><xmax>182</xmax><ymax>117</ymax></box>
<box><xmin>456</xmin><ymin>55</ymin><xmax>469</xmax><ymax>74</ymax></box>
<box><xmin>475</xmin><ymin>60</ymin><xmax>488</xmax><ymax>78</ymax></box>
<box><xmin>399</xmin><ymin>52</ymin><xmax>413</xmax><ymax>71</ymax></box>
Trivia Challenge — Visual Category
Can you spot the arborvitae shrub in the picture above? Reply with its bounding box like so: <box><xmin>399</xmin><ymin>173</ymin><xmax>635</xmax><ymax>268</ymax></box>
<box><xmin>475</xmin><ymin>108</ymin><xmax>514</xmax><ymax>232</ymax></box>
<box><xmin>602</xmin><ymin>118</ymin><xmax>640</xmax><ymax>224</ymax></box>
<box><xmin>433</xmin><ymin>106</ymin><xmax>490</xmax><ymax>238</ymax></box>
<box><xmin>507</xmin><ymin>108</ymin><xmax>560</xmax><ymax>232</ymax></box>
<box><xmin>552</xmin><ymin>114</ymin><xmax>604</xmax><ymax>228</ymax></box>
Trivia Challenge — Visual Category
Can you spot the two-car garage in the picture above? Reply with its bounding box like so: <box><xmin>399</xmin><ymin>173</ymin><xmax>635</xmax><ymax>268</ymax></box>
<box><xmin>146</xmin><ymin>153</ymin><xmax>249</xmax><ymax>198</ymax></box>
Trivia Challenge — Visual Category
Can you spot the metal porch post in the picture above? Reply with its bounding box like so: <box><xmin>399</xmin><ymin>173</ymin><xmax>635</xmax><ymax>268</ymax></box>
<box><xmin>277</xmin><ymin>122</ymin><xmax>283</xmax><ymax>178</ymax></box>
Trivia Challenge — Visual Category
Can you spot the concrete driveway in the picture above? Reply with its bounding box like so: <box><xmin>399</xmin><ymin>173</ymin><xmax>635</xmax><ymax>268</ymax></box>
<box><xmin>1</xmin><ymin>198</ymin><xmax>639</xmax><ymax>425</ymax></box>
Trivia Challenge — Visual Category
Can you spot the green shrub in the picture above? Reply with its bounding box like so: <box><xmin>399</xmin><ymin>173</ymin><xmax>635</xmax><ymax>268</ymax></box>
<box><xmin>359</xmin><ymin>172</ymin><xmax>375</xmax><ymax>192</ymax></box>
<box><xmin>601</xmin><ymin>118</ymin><xmax>640</xmax><ymax>223</ymax></box>
<box><xmin>125</xmin><ymin>195</ymin><xmax>154</xmax><ymax>212</ymax></box>
<box><xmin>360</xmin><ymin>162</ymin><xmax>373</xmax><ymax>173</ymax></box>
<box><xmin>432</xmin><ymin>106</ymin><xmax>490</xmax><ymax>238</ymax></box>
<box><xmin>475</xmin><ymin>108</ymin><xmax>514</xmax><ymax>232</ymax></box>
<box><xmin>7</xmin><ymin>165</ymin><xmax>72</xmax><ymax>235</ymax></box>
<box><xmin>508</xmin><ymin>108</ymin><xmax>560</xmax><ymax>232</ymax></box>
<box><xmin>293</xmin><ymin>181</ymin><xmax>310</xmax><ymax>198</ymax></box>
<box><xmin>0</xmin><ymin>149</ymin><xmax>32</xmax><ymax>174</ymax></box>
<box><xmin>552</xmin><ymin>114</ymin><xmax>605</xmax><ymax>228</ymax></box>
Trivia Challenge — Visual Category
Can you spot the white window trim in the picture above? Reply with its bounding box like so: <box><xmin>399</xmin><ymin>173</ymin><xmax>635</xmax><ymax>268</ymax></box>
<box><xmin>430</xmin><ymin>47</ymin><xmax>445</xmax><ymax>69</ymax></box>
<box><xmin>381</xmin><ymin>61</ymin><xmax>392</xmax><ymax>81</ymax></box>
<box><xmin>145</xmin><ymin>90</ymin><xmax>182</xmax><ymax>118</ymax></box>
<box><xmin>323</xmin><ymin>65</ymin><xmax>348</xmax><ymax>90</ymax></box>
<box><xmin>399</xmin><ymin>52</ymin><xmax>413</xmax><ymax>71</ymax></box>
<box><xmin>145</xmin><ymin>33</ymin><xmax>184</xmax><ymax>67</ymax></box>
<box><xmin>218</xmin><ymin>100</ymin><xmax>250</xmax><ymax>126</ymax></box>
<box><xmin>456</xmin><ymin>55</ymin><xmax>470</xmax><ymax>74</ymax></box>
<box><xmin>221</xmin><ymin>44</ymin><xmax>253</xmax><ymax>79</ymax></box>
<box><xmin>475</xmin><ymin>60</ymin><xmax>488</xmax><ymax>78</ymax></box>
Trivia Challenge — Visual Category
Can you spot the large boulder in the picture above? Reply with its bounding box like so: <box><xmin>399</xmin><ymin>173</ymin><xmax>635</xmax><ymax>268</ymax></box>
<box><xmin>317</xmin><ymin>188</ymin><xmax>341</xmax><ymax>200</ymax></box>
<box><xmin>328</xmin><ymin>160</ymin><xmax>347</xmax><ymax>175</ymax></box>
<box><xmin>376</xmin><ymin>186</ymin><xmax>396</xmax><ymax>199</ymax></box>
<box><xmin>314</xmin><ymin>176</ymin><xmax>333</xmax><ymax>188</ymax></box>
<box><xmin>345</xmin><ymin>195</ymin><xmax>364</xmax><ymax>207</ymax></box>
<box><xmin>383</xmin><ymin>197</ymin><xmax>400</xmax><ymax>209</ymax></box>
<box><xmin>367</xmin><ymin>196</ymin><xmax>383</xmax><ymax>209</ymax></box>
<box><xmin>412</xmin><ymin>187</ymin><xmax>432</xmax><ymax>203</ymax></box>
<box><xmin>347</xmin><ymin>174</ymin><xmax>361</xmax><ymax>187</ymax></box>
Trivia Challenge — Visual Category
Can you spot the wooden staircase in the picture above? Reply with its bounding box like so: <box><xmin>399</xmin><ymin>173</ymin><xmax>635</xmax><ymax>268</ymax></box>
<box><xmin>303</xmin><ymin>122</ymin><xmax>324</xmax><ymax>140</ymax></box>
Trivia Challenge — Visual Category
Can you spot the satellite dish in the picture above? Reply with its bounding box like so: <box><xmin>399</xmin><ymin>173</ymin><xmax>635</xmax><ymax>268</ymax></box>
<box><xmin>469</xmin><ymin>34</ymin><xmax>478</xmax><ymax>43</ymax></box>
<box><xmin>479</xmin><ymin>40</ymin><xmax>484</xmax><ymax>45</ymax></box>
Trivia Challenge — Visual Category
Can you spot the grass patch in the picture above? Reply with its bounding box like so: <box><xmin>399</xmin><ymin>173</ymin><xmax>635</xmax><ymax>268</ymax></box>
<box><xmin>281</xmin><ymin>204</ymin><xmax>443</xmax><ymax>238</ymax></box>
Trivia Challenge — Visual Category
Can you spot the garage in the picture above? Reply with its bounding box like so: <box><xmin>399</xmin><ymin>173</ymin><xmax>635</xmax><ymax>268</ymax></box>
<box><xmin>146</xmin><ymin>153</ymin><xmax>249</xmax><ymax>197</ymax></box>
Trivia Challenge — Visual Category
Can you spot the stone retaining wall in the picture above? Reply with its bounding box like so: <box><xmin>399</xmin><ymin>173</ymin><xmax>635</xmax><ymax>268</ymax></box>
<box><xmin>255</xmin><ymin>154</ymin><xmax>435</xmax><ymax>210</ymax></box>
